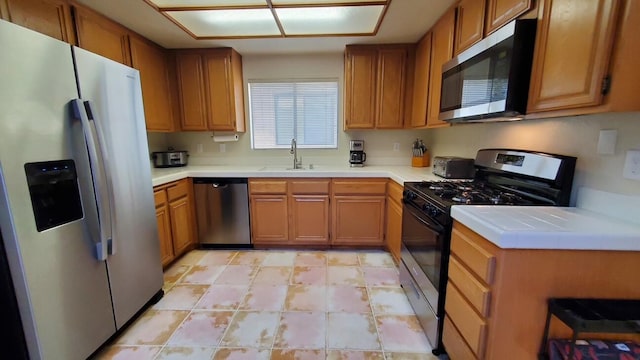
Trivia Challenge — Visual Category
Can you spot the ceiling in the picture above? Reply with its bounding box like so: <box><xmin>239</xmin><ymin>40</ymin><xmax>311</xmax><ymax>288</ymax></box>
<box><xmin>75</xmin><ymin>0</ymin><xmax>456</xmax><ymax>55</ymax></box>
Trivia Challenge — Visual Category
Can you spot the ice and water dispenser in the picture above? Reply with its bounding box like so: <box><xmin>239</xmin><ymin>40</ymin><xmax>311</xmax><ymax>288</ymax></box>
<box><xmin>24</xmin><ymin>160</ymin><xmax>83</xmax><ymax>232</ymax></box>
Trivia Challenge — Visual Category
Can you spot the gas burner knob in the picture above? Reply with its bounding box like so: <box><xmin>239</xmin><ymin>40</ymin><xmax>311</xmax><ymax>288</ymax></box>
<box><xmin>403</xmin><ymin>190</ymin><xmax>417</xmax><ymax>200</ymax></box>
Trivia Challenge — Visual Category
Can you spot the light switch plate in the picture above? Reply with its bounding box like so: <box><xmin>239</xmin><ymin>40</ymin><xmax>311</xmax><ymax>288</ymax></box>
<box><xmin>622</xmin><ymin>150</ymin><xmax>640</xmax><ymax>180</ymax></box>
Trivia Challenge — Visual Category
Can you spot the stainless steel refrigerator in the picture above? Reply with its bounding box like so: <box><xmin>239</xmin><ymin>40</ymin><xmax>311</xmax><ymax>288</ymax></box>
<box><xmin>0</xmin><ymin>20</ymin><xmax>164</xmax><ymax>359</ymax></box>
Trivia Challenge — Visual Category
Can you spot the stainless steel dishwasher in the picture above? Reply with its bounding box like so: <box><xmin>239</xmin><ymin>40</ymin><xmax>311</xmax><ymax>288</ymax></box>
<box><xmin>193</xmin><ymin>178</ymin><xmax>252</xmax><ymax>247</ymax></box>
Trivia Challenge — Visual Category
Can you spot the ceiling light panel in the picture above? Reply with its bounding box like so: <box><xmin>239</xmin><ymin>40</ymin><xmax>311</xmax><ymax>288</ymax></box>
<box><xmin>149</xmin><ymin>0</ymin><xmax>267</xmax><ymax>8</ymax></box>
<box><xmin>276</xmin><ymin>5</ymin><xmax>384</xmax><ymax>35</ymax></box>
<box><xmin>166</xmin><ymin>9</ymin><xmax>281</xmax><ymax>37</ymax></box>
<box><xmin>271</xmin><ymin>0</ymin><xmax>386</xmax><ymax>4</ymax></box>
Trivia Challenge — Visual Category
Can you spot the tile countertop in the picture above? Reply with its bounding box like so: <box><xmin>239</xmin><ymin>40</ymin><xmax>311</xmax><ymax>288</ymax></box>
<box><xmin>151</xmin><ymin>165</ymin><xmax>444</xmax><ymax>187</ymax></box>
<box><xmin>451</xmin><ymin>205</ymin><xmax>640</xmax><ymax>251</ymax></box>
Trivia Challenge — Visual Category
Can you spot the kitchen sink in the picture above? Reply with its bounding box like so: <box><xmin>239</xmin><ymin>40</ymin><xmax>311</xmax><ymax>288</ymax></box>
<box><xmin>258</xmin><ymin>165</ymin><xmax>317</xmax><ymax>171</ymax></box>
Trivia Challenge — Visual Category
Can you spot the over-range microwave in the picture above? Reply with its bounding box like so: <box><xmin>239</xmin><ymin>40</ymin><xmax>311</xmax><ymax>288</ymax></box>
<box><xmin>439</xmin><ymin>19</ymin><xmax>537</xmax><ymax>123</ymax></box>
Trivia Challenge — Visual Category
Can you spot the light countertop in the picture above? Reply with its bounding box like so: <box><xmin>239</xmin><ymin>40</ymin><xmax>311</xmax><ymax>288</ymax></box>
<box><xmin>451</xmin><ymin>205</ymin><xmax>640</xmax><ymax>251</ymax></box>
<box><xmin>151</xmin><ymin>165</ymin><xmax>443</xmax><ymax>187</ymax></box>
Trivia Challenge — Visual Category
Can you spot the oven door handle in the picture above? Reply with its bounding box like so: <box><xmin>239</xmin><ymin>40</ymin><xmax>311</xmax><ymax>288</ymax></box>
<box><xmin>404</xmin><ymin>202</ymin><xmax>445</xmax><ymax>233</ymax></box>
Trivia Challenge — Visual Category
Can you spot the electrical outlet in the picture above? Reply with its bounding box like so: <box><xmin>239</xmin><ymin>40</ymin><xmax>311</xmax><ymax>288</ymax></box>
<box><xmin>219</xmin><ymin>143</ymin><xmax>226</xmax><ymax>153</ymax></box>
<box><xmin>623</xmin><ymin>150</ymin><xmax>640</xmax><ymax>180</ymax></box>
<box><xmin>196</xmin><ymin>143</ymin><xmax>203</xmax><ymax>153</ymax></box>
<box><xmin>393</xmin><ymin>143</ymin><xmax>400</xmax><ymax>152</ymax></box>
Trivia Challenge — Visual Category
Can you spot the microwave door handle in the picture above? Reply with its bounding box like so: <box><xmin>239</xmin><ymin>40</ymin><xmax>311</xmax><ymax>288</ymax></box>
<box><xmin>70</xmin><ymin>99</ymin><xmax>110</xmax><ymax>261</ymax></box>
<box><xmin>83</xmin><ymin>100</ymin><xmax>116</xmax><ymax>256</ymax></box>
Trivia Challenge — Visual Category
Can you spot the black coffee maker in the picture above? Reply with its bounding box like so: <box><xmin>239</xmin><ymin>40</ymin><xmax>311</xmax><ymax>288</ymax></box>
<box><xmin>349</xmin><ymin>140</ymin><xmax>366</xmax><ymax>167</ymax></box>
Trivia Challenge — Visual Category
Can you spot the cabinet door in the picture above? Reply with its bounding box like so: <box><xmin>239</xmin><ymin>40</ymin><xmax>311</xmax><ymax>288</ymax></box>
<box><xmin>344</xmin><ymin>48</ymin><xmax>377</xmax><ymax>129</ymax></box>
<box><xmin>73</xmin><ymin>5</ymin><xmax>131</xmax><ymax>66</ymax></box>
<box><xmin>204</xmin><ymin>51</ymin><xmax>237</xmax><ymax>131</ymax></box>
<box><xmin>426</xmin><ymin>8</ymin><xmax>455</xmax><ymax>128</ymax></box>
<box><xmin>176</xmin><ymin>53</ymin><xmax>208</xmax><ymax>131</ymax></box>
<box><xmin>169</xmin><ymin>196</ymin><xmax>195</xmax><ymax>257</ymax></box>
<box><xmin>455</xmin><ymin>0</ymin><xmax>486</xmax><ymax>55</ymax></box>
<box><xmin>290</xmin><ymin>195</ymin><xmax>330</xmax><ymax>245</ymax></box>
<box><xmin>3</xmin><ymin>0</ymin><xmax>75</xmax><ymax>43</ymax></box>
<box><xmin>250</xmin><ymin>195</ymin><xmax>289</xmax><ymax>244</ymax></box>
<box><xmin>527</xmin><ymin>0</ymin><xmax>619</xmax><ymax>113</ymax></box>
<box><xmin>155</xmin><ymin>202</ymin><xmax>175</xmax><ymax>267</ymax></box>
<box><xmin>411</xmin><ymin>32</ymin><xmax>432</xmax><ymax>128</ymax></box>
<box><xmin>385</xmin><ymin>195</ymin><xmax>402</xmax><ymax>263</ymax></box>
<box><xmin>332</xmin><ymin>196</ymin><xmax>385</xmax><ymax>246</ymax></box>
<box><xmin>130</xmin><ymin>36</ymin><xmax>176</xmax><ymax>132</ymax></box>
<box><xmin>376</xmin><ymin>48</ymin><xmax>407</xmax><ymax>129</ymax></box>
<box><xmin>485</xmin><ymin>0</ymin><xmax>532</xmax><ymax>35</ymax></box>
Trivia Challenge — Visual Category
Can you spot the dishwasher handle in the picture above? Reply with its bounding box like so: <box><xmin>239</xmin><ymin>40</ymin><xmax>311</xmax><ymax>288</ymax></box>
<box><xmin>193</xmin><ymin>178</ymin><xmax>248</xmax><ymax>186</ymax></box>
<box><xmin>211</xmin><ymin>183</ymin><xmax>229</xmax><ymax>189</ymax></box>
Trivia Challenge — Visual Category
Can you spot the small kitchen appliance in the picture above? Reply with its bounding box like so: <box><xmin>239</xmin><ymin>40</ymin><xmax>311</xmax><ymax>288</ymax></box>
<box><xmin>432</xmin><ymin>156</ymin><xmax>475</xmax><ymax>179</ymax></box>
<box><xmin>349</xmin><ymin>140</ymin><xmax>366</xmax><ymax>167</ymax></box>
<box><xmin>152</xmin><ymin>148</ymin><xmax>189</xmax><ymax>168</ymax></box>
<box><xmin>400</xmin><ymin>149</ymin><xmax>576</xmax><ymax>355</ymax></box>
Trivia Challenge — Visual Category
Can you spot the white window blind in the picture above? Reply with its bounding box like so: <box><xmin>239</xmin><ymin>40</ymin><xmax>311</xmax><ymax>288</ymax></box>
<box><xmin>249</xmin><ymin>80</ymin><xmax>338</xmax><ymax>149</ymax></box>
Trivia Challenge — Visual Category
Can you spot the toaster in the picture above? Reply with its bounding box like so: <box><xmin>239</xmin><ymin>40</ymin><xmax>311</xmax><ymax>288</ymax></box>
<box><xmin>432</xmin><ymin>156</ymin><xmax>475</xmax><ymax>179</ymax></box>
<box><xmin>152</xmin><ymin>150</ymin><xmax>189</xmax><ymax>168</ymax></box>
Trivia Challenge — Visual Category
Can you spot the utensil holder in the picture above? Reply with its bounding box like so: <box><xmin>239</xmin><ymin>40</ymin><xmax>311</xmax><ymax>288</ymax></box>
<box><xmin>411</xmin><ymin>152</ymin><xmax>430</xmax><ymax>167</ymax></box>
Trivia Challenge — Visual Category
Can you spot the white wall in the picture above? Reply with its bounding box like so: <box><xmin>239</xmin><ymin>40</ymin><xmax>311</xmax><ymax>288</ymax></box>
<box><xmin>165</xmin><ymin>53</ymin><xmax>429</xmax><ymax>166</ymax></box>
<box><xmin>425</xmin><ymin>112</ymin><xmax>640</xmax><ymax>202</ymax></box>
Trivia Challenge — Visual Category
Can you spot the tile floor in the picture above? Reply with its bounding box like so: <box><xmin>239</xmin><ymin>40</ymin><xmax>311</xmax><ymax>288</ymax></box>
<box><xmin>96</xmin><ymin>249</ymin><xmax>439</xmax><ymax>360</ymax></box>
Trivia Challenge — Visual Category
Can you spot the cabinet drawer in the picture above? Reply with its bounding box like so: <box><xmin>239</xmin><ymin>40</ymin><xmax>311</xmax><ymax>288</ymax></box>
<box><xmin>289</xmin><ymin>179</ymin><xmax>330</xmax><ymax>194</ymax></box>
<box><xmin>445</xmin><ymin>283</ymin><xmax>488</xmax><ymax>358</ymax></box>
<box><xmin>166</xmin><ymin>179</ymin><xmax>189</xmax><ymax>202</ymax></box>
<box><xmin>387</xmin><ymin>180</ymin><xmax>403</xmax><ymax>204</ymax></box>
<box><xmin>154</xmin><ymin>189</ymin><xmax>167</xmax><ymax>207</ymax></box>
<box><xmin>443</xmin><ymin>315</ymin><xmax>477</xmax><ymax>360</ymax></box>
<box><xmin>451</xmin><ymin>225</ymin><xmax>496</xmax><ymax>285</ymax></box>
<box><xmin>249</xmin><ymin>180</ymin><xmax>287</xmax><ymax>194</ymax></box>
<box><xmin>332</xmin><ymin>179</ymin><xmax>386</xmax><ymax>195</ymax></box>
<box><xmin>448</xmin><ymin>256</ymin><xmax>491</xmax><ymax>317</ymax></box>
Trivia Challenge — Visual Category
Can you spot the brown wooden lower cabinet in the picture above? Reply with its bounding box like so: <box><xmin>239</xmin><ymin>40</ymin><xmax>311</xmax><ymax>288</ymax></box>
<box><xmin>249</xmin><ymin>178</ymin><xmax>390</xmax><ymax>248</ymax></box>
<box><xmin>250</xmin><ymin>194</ymin><xmax>289</xmax><ymax>244</ymax></box>
<box><xmin>290</xmin><ymin>195</ymin><xmax>330</xmax><ymax>245</ymax></box>
<box><xmin>443</xmin><ymin>220</ymin><xmax>640</xmax><ymax>359</ymax></box>
<box><xmin>153</xmin><ymin>178</ymin><xmax>196</xmax><ymax>267</ymax></box>
<box><xmin>331</xmin><ymin>196</ymin><xmax>385</xmax><ymax>246</ymax></box>
<box><xmin>154</xmin><ymin>189</ymin><xmax>174</xmax><ymax>267</ymax></box>
<box><xmin>385</xmin><ymin>180</ymin><xmax>403</xmax><ymax>262</ymax></box>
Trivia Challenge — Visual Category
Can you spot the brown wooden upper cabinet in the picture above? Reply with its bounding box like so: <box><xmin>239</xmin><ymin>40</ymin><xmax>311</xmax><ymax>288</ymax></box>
<box><xmin>527</xmin><ymin>0</ymin><xmax>620</xmax><ymax>113</ymax></box>
<box><xmin>344</xmin><ymin>45</ymin><xmax>410</xmax><ymax>130</ymax></box>
<box><xmin>0</xmin><ymin>0</ymin><xmax>76</xmax><ymax>44</ymax></box>
<box><xmin>455</xmin><ymin>0</ymin><xmax>486</xmax><ymax>55</ymax></box>
<box><xmin>454</xmin><ymin>0</ymin><xmax>533</xmax><ymax>55</ymax></box>
<box><xmin>485</xmin><ymin>0</ymin><xmax>532</xmax><ymax>35</ymax></box>
<box><xmin>411</xmin><ymin>32</ymin><xmax>432</xmax><ymax>128</ymax></box>
<box><xmin>175</xmin><ymin>48</ymin><xmax>246</xmax><ymax>132</ymax></box>
<box><xmin>73</xmin><ymin>5</ymin><xmax>131</xmax><ymax>66</ymax></box>
<box><xmin>426</xmin><ymin>8</ymin><xmax>456</xmax><ymax>128</ymax></box>
<box><xmin>130</xmin><ymin>36</ymin><xmax>177</xmax><ymax>132</ymax></box>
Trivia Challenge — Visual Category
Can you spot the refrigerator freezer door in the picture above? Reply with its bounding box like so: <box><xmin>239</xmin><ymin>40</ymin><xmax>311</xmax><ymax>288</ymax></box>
<box><xmin>0</xmin><ymin>21</ymin><xmax>116</xmax><ymax>359</ymax></box>
<box><xmin>73</xmin><ymin>47</ymin><xmax>164</xmax><ymax>329</ymax></box>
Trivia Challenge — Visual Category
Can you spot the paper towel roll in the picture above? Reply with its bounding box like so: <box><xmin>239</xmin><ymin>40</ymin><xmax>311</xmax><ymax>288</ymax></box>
<box><xmin>212</xmin><ymin>133</ymin><xmax>239</xmax><ymax>142</ymax></box>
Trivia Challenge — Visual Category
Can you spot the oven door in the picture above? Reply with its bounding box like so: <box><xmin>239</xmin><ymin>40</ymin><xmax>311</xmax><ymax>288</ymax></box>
<box><xmin>401</xmin><ymin>201</ymin><xmax>446</xmax><ymax>307</ymax></box>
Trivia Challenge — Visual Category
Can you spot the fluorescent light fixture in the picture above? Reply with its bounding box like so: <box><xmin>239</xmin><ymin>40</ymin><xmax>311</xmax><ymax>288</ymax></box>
<box><xmin>277</xmin><ymin>6</ymin><xmax>384</xmax><ymax>35</ymax></box>
<box><xmin>149</xmin><ymin>0</ymin><xmax>267</xmax><ymax>8</ymax></box>
<box><xmin>167</xmin><ymin>9</ymin><xmax>280</xmax><ymax>37</ymax></box>
<box><xmin>145</xmin><ymin>0</ymin><xmax>390</xmax><ymax>39</ymax></box>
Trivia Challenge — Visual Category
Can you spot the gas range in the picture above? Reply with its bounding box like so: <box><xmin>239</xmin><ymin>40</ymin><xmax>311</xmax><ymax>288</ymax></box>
<box><xmin>399</xmin><ymin>149</ymin><xmax>577</xmax><ymax>355</ymax></box>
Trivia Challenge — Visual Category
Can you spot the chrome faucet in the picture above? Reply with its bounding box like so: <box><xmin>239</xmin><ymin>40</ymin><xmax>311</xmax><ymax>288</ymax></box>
<box><xmin>290</xmin><ymin>138</ymin><xmax>302</xmax><ymax>169</ymax></box>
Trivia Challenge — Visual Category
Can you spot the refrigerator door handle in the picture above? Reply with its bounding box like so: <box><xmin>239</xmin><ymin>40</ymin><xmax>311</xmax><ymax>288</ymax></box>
<box><xmin>70</xmin><ymin>99</ymin><xmax>112</xmax><ymax>261</ymax></box>
<box><xmin>83</xmin><ymin>100</ymin><xmax>116</xmax><ymax>257</ymax></box>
